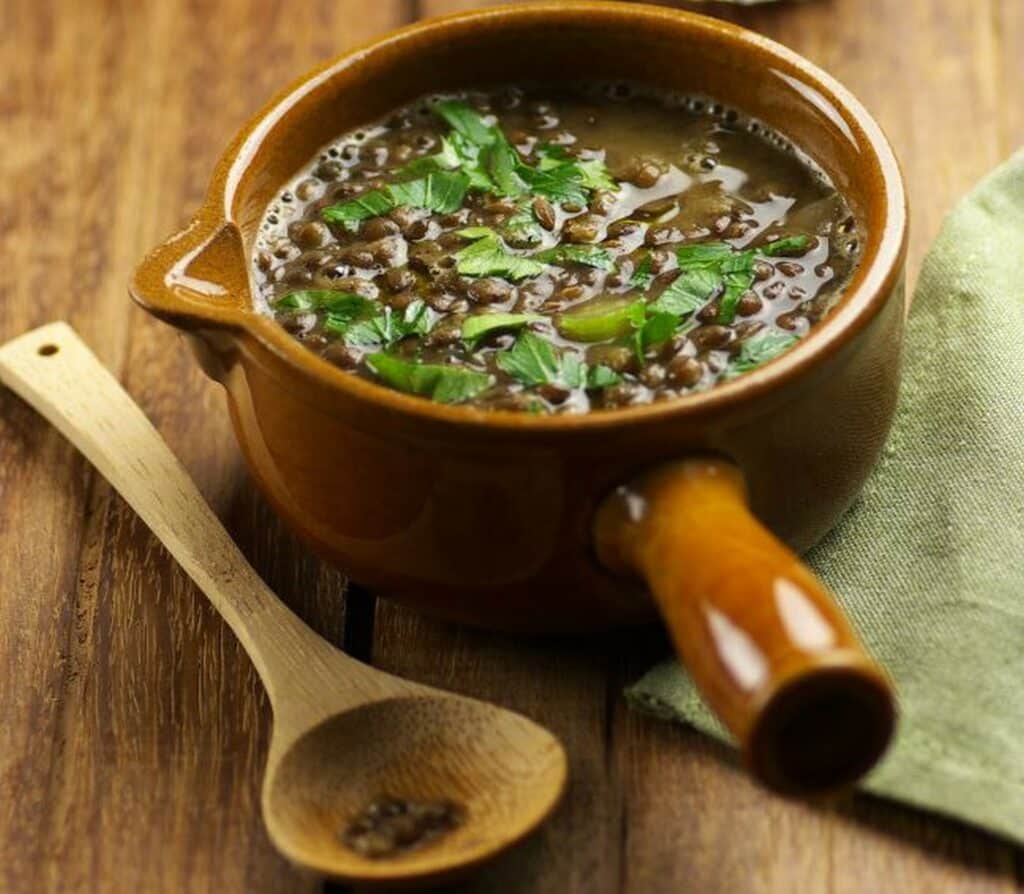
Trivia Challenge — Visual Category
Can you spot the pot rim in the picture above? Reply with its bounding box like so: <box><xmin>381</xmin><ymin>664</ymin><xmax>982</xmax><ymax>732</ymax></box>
<box><xmin>131</xmin><ymin>1</ymin><xmax>908</xmax><ymax>435</ymax></box>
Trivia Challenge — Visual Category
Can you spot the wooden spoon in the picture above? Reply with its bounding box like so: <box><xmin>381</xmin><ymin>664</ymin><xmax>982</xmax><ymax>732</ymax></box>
<box><xmin>0</xmin><ymin>322</ymin><xmax>567</xmax><ymax>886</ymax></box>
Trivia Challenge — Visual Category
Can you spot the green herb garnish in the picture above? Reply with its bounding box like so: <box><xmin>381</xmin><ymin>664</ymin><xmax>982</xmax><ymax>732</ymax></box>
<box><xmin>397</xmin><ymin>134</ymin><xmax>464</xmax><ymax>179</ymax></box>
<box><xmin>322</xmin><ymin>171</ymin><xmax>470</xmax><ymax>227</ymax></box>
<box><xmin>630</xmin><ymin>254</ymin><xmax>654</xmax><ymax>290</ymax></box>
<box><xmin>586</xmin><ymin>364</ymin><xmax>622</xmax><ymax>389</ymax></box>
<box><xmin>534</xmin><ymin>245</ymin><xmax>615</xmax><ymax>271</ymax></box>
<box><xmin>762</xmin><ymin>234</ymin><xmax>813</xmax><ymax>256</ymax></box>
<box><xmin>497</xmin><ymin>330</ymin><xmax>586</xmax><ymax>388</ymax></box>
<box><xmin>366</xmin><ymin>353</ymin><xmax>493</xmax><ymax>403</ymax></box>
<box><xmin>455</xmin><ymin>227</ymin><xmax>547</xmax><ymax>280</ymax></box>
<box><xmin>503</xmin><ymin>202</ymin><xmax>546</xmax><ymax>247</ymax></box>
<box><xmin>272</xmin><ymin>290</ymin><xmax>372</xmax><ymax>314</ymax></box>
<box><xmin>432</xmin><ymin>102</ymin><xmax>620</xmax><ymax>204</ymax></box>
<box><xmin>272</xmin><ymin>290</ymin><xmax>378</xmax><ymax>335</ymax></box>
<box><xmin>633</xmin><ymin>311</ymin><xmax>679</xmax><ymax>363</ymax></box>
<box><xmin>327</xmin><ymin>102</ymin><xmax>618</xmax><ymax>229</ymax></box>
<box><xmin>434</xmin><ymin>99</ymin><xmax>497</xmax><ymax>146</ymax></box>
<box><xmin>726</xmin><ymin>330</ymin><xmax>800</xmax><ymax>377</ymax></box>
<box><xmin>655</xmin><ymin>236</ymin><xmax>814</xmax><ymax>325</ymax></box>
<box><xmin>518</xmin><ymin>164</ymin><xmax>589</xmax><ymax>207</ymax></box>
<box><xmin>432</xmin><ymin>102</ymin><xmax>527</xmax><ymax>196</ymax></box>
<box><xmin>535</xmin><ymin>144</ymin><xmax>617</xmax><ymax>193</ymax></box>
<box><xmin>462</xmin><ymin>312</ymin><xmax>543</xmax><ymax>345</ymax></box>
<box><xmin>674</xmin><ymin>242</ymin><xmax>735</xmax><ymax>267</ymax></box>
<box><xmin>495</xmin><ymin>331</ymin><xmax>621</xmax><ymax>393</ymax></box>
<box><xmin>342</xmin><ymin>300</ymin><xmax>433</xmax><ymax>347</ymax></box>
<box><xmin>717</xmin><ymin>252</ymin><xmax>757</xmax><ymax>325</ymax></box>
<box><xmin>650</xmin><ymin>268</ymin><xmax>720</xmax><ymax>317</ymax></box>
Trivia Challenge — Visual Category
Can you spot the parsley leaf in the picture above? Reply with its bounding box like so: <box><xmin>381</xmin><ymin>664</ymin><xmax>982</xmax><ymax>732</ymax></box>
<box><xmin>534</xmin><ymin>143</ymin><xmax>573</xmax><ymax>171</ymax></box>
<box><xmin>670</xmin><ymin>242</ymin><xmax>758</xmax><ymax>325</ymax></box>
<box><xmin>577</xmin><ymin>158</ymin><xmax>618</xmax><ymax>192</ymax></box>
<box><xmin>397</xmin><ymin>134</ymin><xmax>463</xmax><ymax>178</ymax></box>
<box><xmin>322</xmin><ymin>171</ymin><xmax>470</xmax><ymax>227</ymax></box>
<box><xmin>526</xmin><ymin>143</ymin><xmax>618</xmax><ymax>204</ymax></box>
<box><xmin>342</xmin><ymin>300</ymin><xmax>433</xmax><ymax>347</ymax></box>
<box><xmin>717</xmin><ymin>252</ymin><xmax>756</xmax><ymax>324</ymax></box>
<box><xmin>762</xmin><ymin>234</ymin><xmax>813</xmax><ymax>256</ymax></box>
<box><xmin>462</xmin><ymin>312</ymin><xmax>543</xmax><ymax>345</ymax></box>
<box><xmin>497</xmin><ymin>330</ymin><xmax>586</xmax><ymax>388</ymax></box>
<box><xmin>535</xmin><ymin>145</ymin><xmax>616</xmax><ymax>192</ymax></box>
<box><xmin>675</xmin><ymin>242</ymin><xmax>735</xmax><ymax>267</ymax></box>
<box><xmin>430</xmin><ymin>101</ymin><xmax>530</xmax><ymax>198</ymax></box>
<box><xmin>503</xmin><ymin>202</ymin><xmax>545</xmax><ymax>247</ymax></box>
<box><xmin>726</xmin><ymin>330</ymin><xmax>800</xmax><ymax>377</ymax></box>
<box><xmin>495</xmin><ymin>330</ymin><xmax>621</xmax><ymax>392</ymax></box>
<box><xmin>434</xmin><ymin>99</ymin><xmax>496</xmax><ymax>146</ymax></box>
<box><xmin>319</xmin><ymin>191</ymin><xmax>395</xmax><ymax>228</ymax></box>
<box><xmin>630</xmin><ymin>254</ymin><xmax>654</xmax><ymax>290</ymax></box>
<box><xmin>651</xmin><ymin>268</ymin><xmax>721</xmax><ymax>317</ymax></box>
<box><xmin>486</xmin><ymin>136</ymin><xmax>528</xmax><ymax>197</ymax></box>
<box><xmin>534</xmin><ymin>245</ymin><xmax>615</xmax><ymax>270</ymax></box>
<box><xmin>388</xmin><ymin>171</ymin><xmax>470</xmax><ymax>213</ymax></box>
<box><xmin>367</xmin><ymin>353</ymin><xmax>493</xmax><ymax>404</ymax></box>
<box><xmin>633</xmin><ymin>310</ymin><xmax>679</xmax><ymax>362</ymax></box>
<box><xmin>586</xmin><ymin>364</ymin><xmax>622</xmax><ymax>389</ymax></box>
<box><xmin>455</xmin><ymin>227</ymin><xmax>546</xmax><ymax>280</ymax></box>
<box><xmin>272</xmin><ymin>290</ymin><xmax>373</xmax><ymax>315</ymax></box>
<box><xmin>518</xmin><ymin>165</ymin><xmax>589</xmax><ymax>206</ymax></box>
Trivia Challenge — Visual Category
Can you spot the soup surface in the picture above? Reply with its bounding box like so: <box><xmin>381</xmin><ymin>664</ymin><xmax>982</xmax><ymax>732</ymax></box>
<box><xmin>254</xmin><ymin>85</ymin><xmax>862</xmax><ymax>413</ymax></box>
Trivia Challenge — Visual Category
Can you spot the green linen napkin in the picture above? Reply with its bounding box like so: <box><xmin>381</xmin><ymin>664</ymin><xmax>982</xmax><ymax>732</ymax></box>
<box><xmin>629</xmin><ymin>151</ymin><xmax>1024</xmax><ymax>843</ymax></box>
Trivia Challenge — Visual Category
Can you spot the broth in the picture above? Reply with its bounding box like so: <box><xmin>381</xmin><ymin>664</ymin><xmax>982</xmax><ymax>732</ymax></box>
<box><xmin>254</xmin><ymin>84</ymin><xmax>862</xmax><ymax>413</ymax></box>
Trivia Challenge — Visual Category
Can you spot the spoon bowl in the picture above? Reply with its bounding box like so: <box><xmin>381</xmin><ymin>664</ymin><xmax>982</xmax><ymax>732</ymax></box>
<box><xmin>264</xmin><ymin>695</ymin><xmax>567</xmax><ymax>883</ymax></box>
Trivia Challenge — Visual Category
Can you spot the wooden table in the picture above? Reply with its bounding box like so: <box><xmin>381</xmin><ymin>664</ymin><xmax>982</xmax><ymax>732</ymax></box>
<box><xmin>2</xmin><ymin>1</ymin><xmax>1021</xmax><ymax>891</ymax></box>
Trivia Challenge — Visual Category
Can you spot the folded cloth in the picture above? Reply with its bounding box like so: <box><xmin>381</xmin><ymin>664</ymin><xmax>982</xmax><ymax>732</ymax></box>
<box><xmin>628</xmin><ymin>151</ymin><xmax>1024</xmax><ymax>843</ymax></box>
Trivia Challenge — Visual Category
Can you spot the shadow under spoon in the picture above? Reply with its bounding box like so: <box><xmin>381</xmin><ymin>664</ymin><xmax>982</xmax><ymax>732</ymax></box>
<box><xmin>0</xmin><ymin>322</ymin><xmax>567</xmax><ymax>886</ymax></box>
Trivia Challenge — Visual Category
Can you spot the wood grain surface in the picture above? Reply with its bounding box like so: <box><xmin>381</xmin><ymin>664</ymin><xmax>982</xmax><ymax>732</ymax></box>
<box><xmin>0</xmin><ymin>1</ymin><xmax>1020</xmax><ymax>892</ymax></box>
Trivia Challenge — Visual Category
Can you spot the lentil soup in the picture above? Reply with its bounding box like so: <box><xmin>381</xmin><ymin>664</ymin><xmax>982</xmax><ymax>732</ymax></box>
<box><xmin>253</xmin><ymin>85</ymin><xmax>863</xmax><ymax>414</ymax></box>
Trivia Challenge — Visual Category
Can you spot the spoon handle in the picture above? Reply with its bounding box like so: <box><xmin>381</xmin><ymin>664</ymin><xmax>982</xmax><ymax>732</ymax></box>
<box><xmin>0</xmin><ymin>322</ymin><xmax>350</xmax><ymax>700</ymax></box>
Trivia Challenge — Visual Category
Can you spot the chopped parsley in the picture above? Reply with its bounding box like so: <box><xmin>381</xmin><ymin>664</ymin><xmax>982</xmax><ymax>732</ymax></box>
<box><xmin>497</xmin><ymin>330</ymin><xmax>587</xmax><ymax>388</ymax></box>
<box><xmin>366</xmin><ymin>353</ymin><xmax>493</xmax><ymax>404</ymax></box>
<box><xmin>726</xmin><ymin>330</ymin><xmax>800</xmax><ymax>377</ymax></box>
<box><xmin>503</xmin><ymin>202</ymin><xmax>546</xmax><ymax>246</ymax></box>
<box><xmin>495</xmin><ymin>331</ymin><xmax>620</xmax><ymax>393</ymax></box>
<box><xmin>534</xmin><ymin>244</ymin><xmax>615</xmax><ymax>270</ymax></box>
<box><xmin>455</xmin><ymin>227</ymin><xmax>547</xmax><ymax>280</ymax></box>
<box><xmin>272</xmin><ymin>290</ymin><xmax>372</xmax><ymax>314</ymax></box>
<box><xmin>586</xmin><ymin>364</ymin><xmax>622</xmax><ymax>389</ymax></box>
<box><xmin>633</xmin><ymin>311</ymin><xmax>680</xmax><ymax>362</ymax></box>
<box><xmin>342</xmin><ymin>300</ymin><xmax>433</xmax><ymax>347</ymax></box>
<box><xmin>651</xmin><ymin>268</ymin><xmax>720</xmax><ymax>317</ymax></box>
<box><xmin>762</xmin><ymin>234</ymin><xmax>814</xmax><ymax>256</ymax></box>
<box><xmin>322</xmin><ymin>171</ymin><xmax>469</xmax><ymax>228</ymax></box>
<box><xmin>630</xmin><ymin>254</ymin><xmax>654</xmax><ymax>290</ymax></box>
<box><xmin>398</xmin><ymin>101</ymin><xmax>618</xmax><ymax>209</ymax></box>
<box><xmin>272</xmin><ymin>290</ymin><xmax>377</xmax><ymax>335</ymax></box>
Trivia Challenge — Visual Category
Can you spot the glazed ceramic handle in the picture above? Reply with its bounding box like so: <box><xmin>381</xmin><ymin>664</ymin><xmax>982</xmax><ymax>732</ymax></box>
<box><xmin>595</xmin><ymin>458</ymin><xmax>896</xmax><ymax>795</ymax></box>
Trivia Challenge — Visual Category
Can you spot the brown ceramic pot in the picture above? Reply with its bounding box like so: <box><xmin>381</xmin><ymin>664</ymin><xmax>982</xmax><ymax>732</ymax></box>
<box><xmin>131</xmin><ymin>3</ymin><xmax>907</xmax><ymax>794</ymax></box>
